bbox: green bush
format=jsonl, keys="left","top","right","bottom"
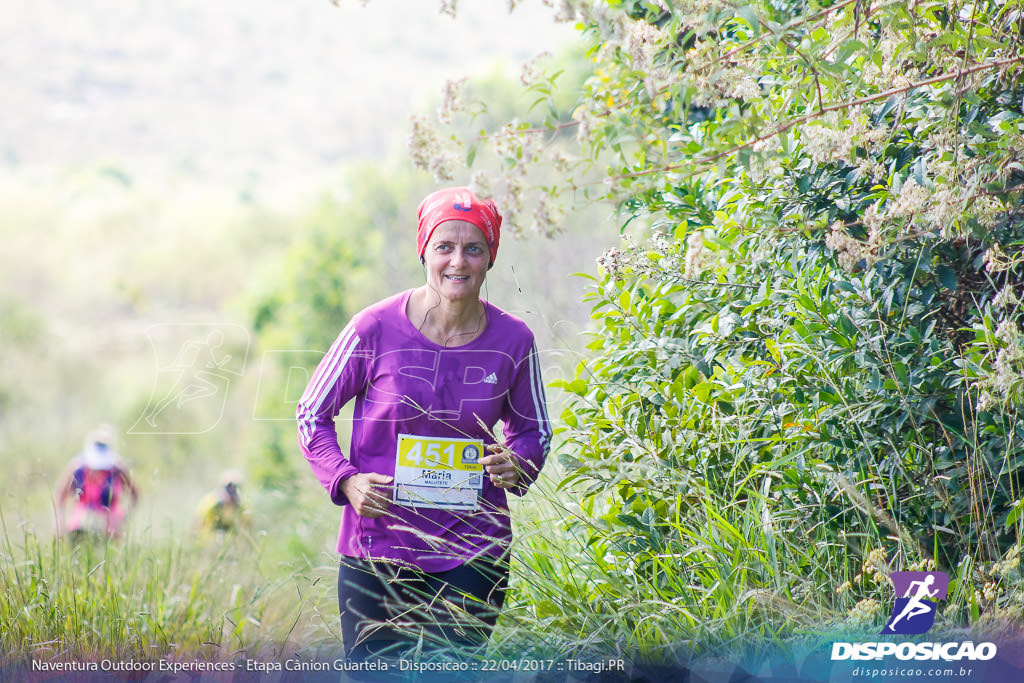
{"left": 421, "top": 0, "right": 1024, "bottom": 650}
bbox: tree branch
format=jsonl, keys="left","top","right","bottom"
{"left": 604, "top": 55, "right": 1024, "bottom": 186}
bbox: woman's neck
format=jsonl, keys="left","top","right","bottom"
{"left": 407, "top": 286, "right": 487, "bottom": 347}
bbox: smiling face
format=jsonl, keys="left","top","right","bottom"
{"left": 423, "top": 219, "right": 490, "bottom": 303}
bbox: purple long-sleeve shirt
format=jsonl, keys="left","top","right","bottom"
{"left": 297, "top": 289, "right": 551, "bottom": 571}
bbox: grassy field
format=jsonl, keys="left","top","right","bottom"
{"left": 0, "top": 469, "right": 596, "bottom": 666}
{"left": 0, "top": 492, "right": 338, "bottom": 663}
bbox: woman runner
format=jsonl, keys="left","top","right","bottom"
{"left": 297, "top": 187, "right": 550, "bottom": 661}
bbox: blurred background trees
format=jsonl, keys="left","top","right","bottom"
{"left": 0, "top": 1, "right": 593, "bottom": 532}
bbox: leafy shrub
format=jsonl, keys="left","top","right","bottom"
{"left": 418, "top": 0, "right": 1024, "bottom": 646}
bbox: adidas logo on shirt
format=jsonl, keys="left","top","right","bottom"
{"left": 483, "top": 372, "right": 498, "bottom": 384}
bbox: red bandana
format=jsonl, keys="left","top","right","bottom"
{"left": 416, "top": 187, "right": 502, "bottom": 268}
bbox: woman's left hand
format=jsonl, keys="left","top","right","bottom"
{"left": 480, "top": 444, "right": 520, "bottom": 489}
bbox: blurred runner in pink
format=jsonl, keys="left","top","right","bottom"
{"left": 56, "top": 424, "right": 138, "bottom": 540}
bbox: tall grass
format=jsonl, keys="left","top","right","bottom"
{"left": 0, "top": 510, "right": 341, "bottom": 665}
{"left": 496, "top": 460, "right": 1024, "bottom": 667}
{"left": 497, "top": 470, "right": 839, "bottom": 664}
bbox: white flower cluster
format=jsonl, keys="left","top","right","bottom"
{"left": 994, "top": 319, "right": 1024, "bottom": 400}
{"left": 992, "top": 285, "right": 1020, "bottom": 310}
{"left": 573, "top": 2, "right": 618, "bottom": 37}
{"left": 541, "top": 0, "right": 578, "bottom": 23}
{"left": 985, "top": 243, "right": 1024, "bottom": 274}
{"left": 824, "top": 220, "right": 881, "bottom": 272}
{"left": 863, "top": 34, "right": 909, "bottom": 89}
{"left": 860, "top": 162, "right": 1007, "bottom": 248}
{"left": 483, "top": 121, "right": 552, "bottom": 233}
{"left": 520, "top": 51, "right": 553, "bottom": 87}
{"left": 596, "top": 245, "right": 632, "bottom": 280}
{"left": 729, "top": 70, "right": 762, "bottom": 103}
{"left": 411, "top": 26, "right": 582, "bottom": 238}
{"left": 471, "top": 125, "right": 571, "bottom": 237}
{"left": 855, "top": 158, "right": 888, "bottom": 182}
{"left": 468, "top": 170, "right": 491, "bottom": 199}
{"left": 891, "top": 177, "right": 1004, "bottom": 239}
{"left": 801, "top": 125, "right": 850, "bottom": 165}
{"left": 684, "top": 230, "right": 716, "bottom": 279}
{"left": 888, "top": 179, "right": 930, "bottom": 219}
{"left": 847, "top": 598, "right": 882, "bottom": 625}
{"left": 746, "top": 135, "right": 786, "bottom": 183}
{"left": 407, "top": 113, "right": 440, "bottom": 172}
{"left": 623, "top": 17, "right": 670, "bottom": 73}
{"left": 976, "top": 316, "right": 1024, "bottom": 411}
{"left": 667, "top": 0, "right": 727, "bottom": 37}
{"left": 646, "top": 229, "right": 683, "bottom": 276}
{"left": 801, "top": 112, "right": 887, "bottom": 165}
{"left": 531, "top": 194, "right": 565, "bottom": 238}
{"left": 688, "top": 62, "right": 760, "bottom": 109}
{"left": 550, "top": 148, "right": 572, "bottom": 173}
{"left": 973, "top": 195, "right": 1005, "bottom": 229}
{"left": 406, "top": 114, "right": 460, "bottom": 182}
{"left": 927, "top": 154, "right": 957, "bottom": 182}
{"left": 499, "top": 173, "right": 527, "bottom": 236}
{"left": 927, "top": 186, "right": 964, "bottom": 238}
{"left": 617, "top": 16, "right": 675, "bottom": 100}
{"left": 493, "top": 121, "right": 534, "bottom": 164}
{"left": 596, "top": 232, "right": 694, "bottom": 283}
{"left": 572, "top": 105, "right": 599, "bottom": 146}
{"left": 437, "top": 78, "right": 467, "bottom": 125}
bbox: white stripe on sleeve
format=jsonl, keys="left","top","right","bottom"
{"left": 302, "top": 325, "right": 359, "bottom": 411}
{"left": 297, "top": 326, "right": 361, "bottom": 446}
{"left": 527, "top": 343, "right": 552, "bottom": 452}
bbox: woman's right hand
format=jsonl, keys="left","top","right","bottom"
{"left": 339, "top": 473, "right": 394, "bottom": 518}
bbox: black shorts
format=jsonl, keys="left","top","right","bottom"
{"left": 337, "top": 555, "right": 508, "bottom": 661}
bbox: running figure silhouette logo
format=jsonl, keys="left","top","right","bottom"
{"left": 882, "top": 571, "right": 949, "bottom": 635}
{"left": 130, "top": 324, "right": 249, "bottom": 434}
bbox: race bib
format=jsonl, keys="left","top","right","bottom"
{"left": 393, "top": 434, "right": 484, "bottom": 511}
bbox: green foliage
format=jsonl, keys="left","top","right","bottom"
{"left": 251, "top": 167, "right": 425, "bottom": 353}
{"left": 461, "top": 44, "right": 591, "bottom": 132}
{"left": 440, "top": 0, "right": 1024, "bottom": 653}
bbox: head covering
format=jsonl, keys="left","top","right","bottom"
{"left": 416, "top": 187, "right": 501, "bottom": 268}
{"left": 82, "top": 424, "right": 119, "bottom": 470}
{"left": 82, "top": 443, "right": 118, "bottom": 470}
